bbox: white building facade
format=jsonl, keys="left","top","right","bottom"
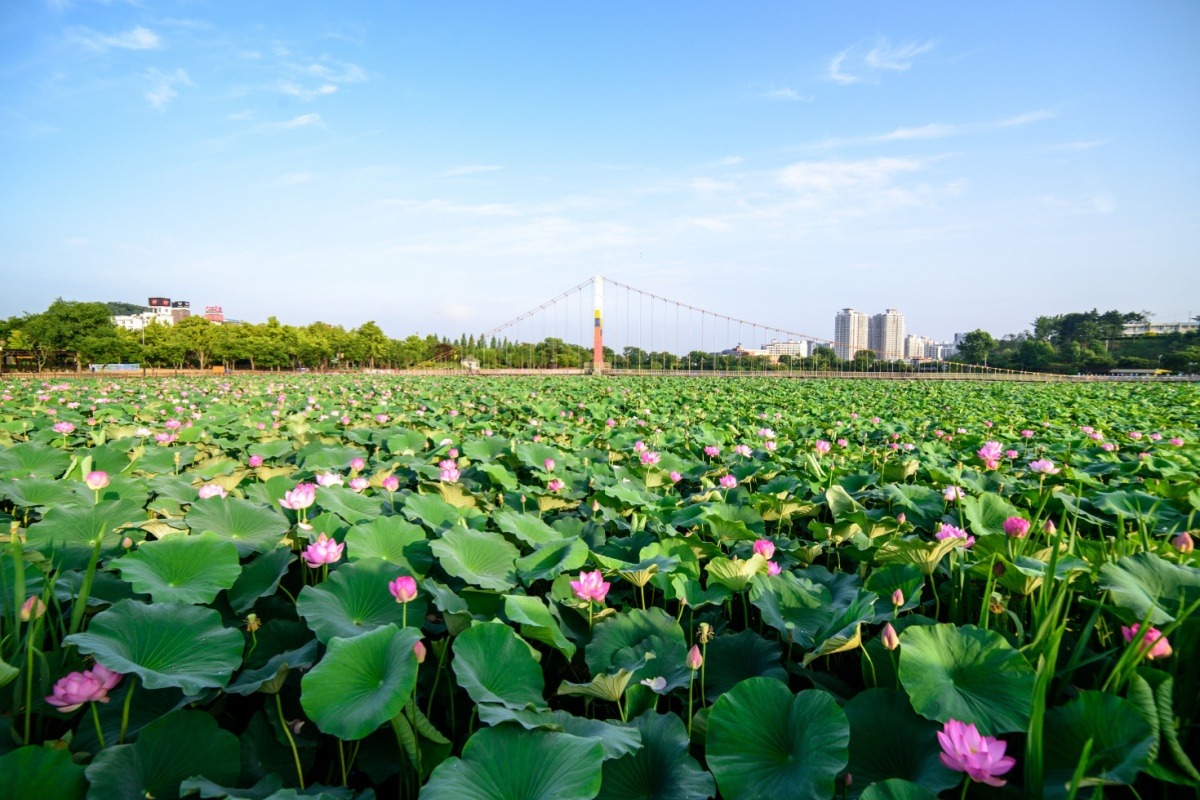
{"left": 834, "top": 309, "right": 870, "bottom": 360}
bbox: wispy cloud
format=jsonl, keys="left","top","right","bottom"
{"left": 760, "top": 86, "right": 811, "bottom": 102}
{"left": 827, "top": 37, "right": 936, "bottom": 84}
{"left": 280, "top": 82, "right": 338, "bottom": 99}
{"left": 273, "top": 113, "right": 324, "bottom": 130}
{"left": 779, "top": 157, "right": 923, "bottom": 192}
{"left": 145, "top": 67, "right": 193, "bottom": 109}
{"left": 809, "top": 110, "right": 1056, "bottom": 148}
{"left": 69, "top": 25, "right": 161, "bottom": 53}
{"left": 274, "top": 56, "right": 368, "bottom": 100}
{"left": 441, "top": 165, "right": 504, "bottom": 177}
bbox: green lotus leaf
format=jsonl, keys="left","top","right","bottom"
{"left": 702, "top": 630, "right": 787, "bottom": 702}
{"left": 517, "top": 537, "right": 589, "bottom": 584}
{"left": 64, "top": 599, "right": 244, "bottom": 693}
{"left": 0, "top": 442, "right": 71, "bottom": 479}
{"left": 111, "top": 532, "right": 241, "bottom": 604}
{"left": 0, "top": 476, "right": 81, "bottom": 510}
{"left": 494, "top": 508, "right": 564, "bottom": 547}
{"left": 300, "top": 624, "right": 422, "bottom": 740}
{"left": 898, "top": 623, "right": 1035, "bottom": 735}
{"left": 24, "top": 499, "right": 144, "bottom": 570}
{"left": 504, "top": 593, "right": 576, "bottom": 659}
{"left": 586, "top": 608, "right": 687, "bottom": 679}
{"left": 429, "top": 527, "right": 519, "bottom": 591}
{"left": 1098, "top": 551, "right": 1200, "bottom": 624}
{"left": 296, "top": 558, "right": 427, "bottom": 643}
{"left": 185, "top": 497, "right": 290, "bottom": 557}
{"left": 881, "top": 484, "right": 945, "bottom": 530}
{"left": 1042, "top": 691, "right": 1155, "bottom": 798}
{"left": 315, "top": 486, "right": 384, "bottom": 525}
{"left": 345, "top": 515, "right": 433, "bottom": 575}
{"left": 706, "top": 678, "right": 849, "bottom": 800}
{"left": 135, "top": 445, "right": 197, "bottom": 476}
{"left": 84, "top": 710, "right": 240, "bottom": 800}
{"left": 421, "top": 725, "right": 604, "bottom": 800}
{"left": 843, "top": 689, "right": 959, "bottom": 797}
{"left": 859, "top": 780, "right": 940, "bottom": 800}
{"left": 451, "top": 621, "right": 547, "bottom": 710}
{"left": 226, "top": 547, "right": 295, "bottom": 614}
{"left": 597, "top": 712, "right": 715, "bottom": 800}
{"left": 0, "top": 745, "right": 87, "bottom": 800}
{"left": 476, "top": 706, "right": 642, "bottom": 761}
{"left": 706, "top": 554, "right": 768, "bottom": 592}
{"left": 961, "top": 491, "right": 1025, "bottom": 537}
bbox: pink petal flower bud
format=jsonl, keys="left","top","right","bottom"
{"left": 686, "top": 644, "right": 703, "bottom": 671}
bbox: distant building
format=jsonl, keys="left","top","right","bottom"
{"left": 204, "top": 305, "right": 225, "bottom": 323}
{"left": 112, "top": 312, "right": 172, "bottom": 332}
{"left": 1122, "top": 321, "right": 1198, "bottom": 336}
{"left": 930, "top": 342, "right": 958, "bottom": 360}
{"left": 761, "top": 339, "right": 811, "bottom": 358}
{"left": 869, "top": 309, "right": 905, "bottom": 360}
{"left": 170, "top": 301, "right": 191, "bottom": 324}
{"left": 834, "top": 309, "right": 870, "bottom": 360}
{"left": 905, "top": 334, "right": 933, "bottom": 360}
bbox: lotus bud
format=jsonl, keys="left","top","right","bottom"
{"left": 20, "top": 595, "right": 46, "bottom": 622}
{"left": 881, "top": 623, "right": 900, "bottom": 651}
{"left": 686, "top": 644, "right": 703, "bottom": 671}
{"left": 413, "top": 640, "right": 427, "bottom": 664}
{"left": 896, "top": 512, "right": 906, "bottom": 526}
{"left": 1173, "top": 532, "right": 1194, "bottom": 554}
{"left": 121, "top": 536, "right": 133, "bottom": 549}
{"left": 891, "top": 589, "right": 904, "bottom": 607}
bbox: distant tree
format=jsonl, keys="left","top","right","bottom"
{"left": 20, "top": 299, "right": 120, "bottom": 372}
{"left": 956, "top": 330, "right": 998, "bottom": 366}
{"left": 174, "top": 316, "right": 217, "bottom": 370}
{"left": 105, "top": 301, "right": 148, "bottom": 316}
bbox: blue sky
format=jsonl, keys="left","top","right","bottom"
{"left": 1, "top": 1, "right": 1198, "bottom": 347}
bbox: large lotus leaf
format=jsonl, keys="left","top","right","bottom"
{"left": 1096, "top": 490, "right": 1182, "bottom": 528}
{"left": 514, "top": 442, "right": 563, "bottom": 471}
{"left": 185, "top": 497, "right": 289, "bottom": 557}
{"left": 859, "top": 780, "right": 940, "bottom": 800}
{"left": 111, "top": 532, "right": 241, "bottom": 604}
{"left": 226, "top": 547, "right": 295, "bottom": 614}
{"left": 898, "top": 624, "right": 1035, "bottom": 735}
{"left": 1098, "top": 551, "right": 1200, "bottom": 624}
{"left": 24, "top": 499, "right": 144, "bottom": 570}
{"left": 961, "top": 492, "right": 1025, "bottom": 537}
{"left": 463, "top": 435, "right": 511, "bottom": 462}
{"left": 403, "top": 493, "right": 465, "bottom": 532}
{"left": 706, "top": 678, "right": 849, "bottom": 800}
{"left": 476, "top": 706, "right": 642, "bottom": 761}
{"left": 226, "top": 636, "right": 319, "bottom": 696}
{"left": 0, "top": 477, "right": 81, "bottom": 510}
{"left": 703, "top": 630, "right": 787, "bottom": 702}
{"left": 587, "top": 608, "right": 687, "bottom": 678}
{"left": 84, "top": 710, "right": 239, "bottom": 800}
{"left": 843, "top": 689, "right": 959, "bottom": 798}
{"left": 748, "top": 572, "right": 835, "bottom": 648}
{"left": 300, "top": 624, "right": 422, "bottom": 740}
{"left": 63, "top": 599, "right": 244, "bottom": 693}
{"left": 864, "top": 563, "right": 925, "bottom": 615}
{"left": 315, "top": 486, "right": 384, "bottom": 525}
{"left": 881, "top": 484, "right": 945, "bottom": 530}
{"left": 517, "top": 537, "right": 589, "bottom": 584}
{"left": 345, "top": 516, "right": 433, "bottom": 575}
{"left": 429, "top": 527, "right": 519, "bottom": 590}
{"left": 296, "top": 558, "right": 427, "bottom": 643}
{"left": 300, "top": 444, "right": 366, "bottom": 472}
{"left": 421, "top": 725, "right": 604, "bottom": 800}
{"left": 135, "top": 445, "right": 197, "bottom": 476}
{"left": 0, "top": 442, "right": 71, "bottom": 479}
{"left": 386, "top": 429, "right": 428, "bottom": 455}
{"left": 597, "top": 711, "right": 715, "bottom": 800}
{"left": 494, "top": 509, "right": 563, "bottom": 547}
{"left": 504, "top": 594, "right": 576, "bottom": 659}
{"left": 0, "top": 745, "right": 87, "bottom": 800}
{"left": 1042, "top": 691, "right": 1155, "bottom": 798}
{"left": 451, "top": 621, "right": 547, "bottom": 710}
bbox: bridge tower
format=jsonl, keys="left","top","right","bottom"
{"left": 592, "top": 275, "right": 604, "bottom": 375}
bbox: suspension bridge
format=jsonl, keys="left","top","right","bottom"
{"left": 412, "top": 276, "right": 1073, "bottom": 382}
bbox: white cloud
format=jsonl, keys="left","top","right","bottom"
{"left": 827, "top": 38, "right": 936, "bottom": 84}
{"left": 760, "top": 86, "right": 810, "bottom": 102}
{"left": 144, "top": 68, "right": 193, "bottom": 109}
{"left": 441, "top": 165, "right": 504, "bottom": 177}
{"left": 280, "top": 82, "right": 338, "bottom": 99}
{"left": 275, "top": 113, "right": 323, "bottom": 130}
{"left": 810, "top": 110, "right": 1056, "bottom": 148}
{"left": 779, "top": 157, "right": 923, "bottom": 192}
{"left": 69, "top": 25, "right": 161, "bottom": 53}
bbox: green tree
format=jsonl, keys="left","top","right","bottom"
{"left": 956, "top": 330, "right": 997, "bottom": 366}
{"left": 174, "top": 316, "right": 217, "bottom": 369}
{"left": 20, "top": 299, "right": 120, "bottom": 372}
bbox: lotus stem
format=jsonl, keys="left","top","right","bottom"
{"left": 118, "top": 677, "right": 136, "bottom": 744}
{"left": 275, "top": 693, "right": 305, "bottom": 789}
{"left": 69, "top": 535, "right": 106, "bottom": 635}
{"left": 91, "top": 702, "right": 106, "bottom": 750}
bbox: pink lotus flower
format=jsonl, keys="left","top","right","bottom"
{"left": 936, "top": 524, "right": 975, "bottom": 549}
{"left": 938, "top": 720, "right": 1015, "bottom": 787}
{"left": 248, "top": 455, "right": 264, "bottom": 468}
{"left": 350, "top": 457, "right": 366, "bottom": 471}
{"left": 753, "top": 539, "right": 775, "bottom": 560}
{"left": 570, "top": 570, "right": 610, "bottom": 603}
{"left": 53, "top": 421, "right": 76, "bottom": 434}
{"left": 1029, "top": 459, "right": 1060, "bottom": 475}
{"left": 46, "top": 665, "right": 123, "bottom": 713}
{"left": 280, "top": 483, "right": 316, "bottom": 510}
{"left": 1121, "top": 623, "right": 1172, "bottom": 659}
{"left": 544, "top": 458, "right": 556, "bottom": 471}
{"left": 1005, "top": 449, "right": 1019, "bottom": 459}
{"left": 766, "top": 561, "right": 782, "bottom": 576}
{"left": 1170, "top": 437, "right": 1184, "bottom": 446}
{"left": 1173, "top": 532, "right": 1194, "bottom": 553}
{"left": 302, "top": 532, "right": 344, "bottom": 568}
{"left": 85, "top": 471, "right": 109, "bottom": 491}
{"left": 1128, "top": 431, "right": 1143, "bottom": 440}
{"left": 640, "top": 676, "right": 668, "bottom": 693}
{"left": 1020, "top": 429, "right": 1034, "bottom": 438}
{"left": 154, "top": 432, "right": 177, "bottom": 445}
{"left": 891, "top": 589, "right": 904, "bottom": 607}
{"left": 633, "top": 441, "right": 647, "bottom": 453}
{"left": 686, "top": 645, "right": 703, "bottom": 671}
{"left": 881, "top": 623, "right": 900, "bottom": 651}
{"left": 349, "top": 477, "right": 369, "bottom": 492}
{"left": 413, "top": 640, "right": 427, "bottom": 664}
{"left": 896, "top": 513, "right": 906, "bottom": 525}
{"left": 734, "top": 444, "right": 752, "bottom": 457}
{"left": 438, "top": 460, "right": 460, "bottom": 483}
{"left": 198, "top": 483, "right": 228, "bottom": 500}
{"left": 669, "top": 471, "right": 682, "bottom": 483}
{"left": 639, "top": 450, "right": 660, "bottom": 465}
{"left": 943, "top": 486, "right": 964, "bottom": 502}
{"left": 704, "top": 445, "right": 720, "bottom": 457}
{"left": 814, "top": 440, "right": 832, "bottom": 455}
{"left": 719, "top": 474, "right": 738, "bottom": 490}
{"left": 606, "top": 418, "right": 616, "bottom": 428}
{"left": 1003, "top": 517, "right": 1031, "bottom": 538}
{"left": 375, "top": 414, "right": 388, "bottom": 423}
{"left": 1044, "top": 519, "right": 1057, "bottom": 534}
{"left": 389, "top": 576, "right": 418, "bottom": 603}
{"left": 547, "top": 478, "right": 565, "bottom": 493}
{"left": 20, "top": 595, "right": 46, "bottom": 621}
{"left": 382, "top": 475, "right": 400, "bottom": 492}
{"left": 977, "top": 441, "right": 1003, "bottom": 466}
{"left": 315, "top": 472, "right": 344, "bottom": 487}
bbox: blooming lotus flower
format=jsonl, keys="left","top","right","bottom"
{"left": 633, "top": 441, "right": 647, "bottom": 453}
{"left": 45, "top": 665, "right": 122, "bottom": 713}
{"left": 753, "top": 539, "right": 775, "bottom": 560}
{"left": 302, "top": 532, "right": 344, "bottom": 568}
{"left": 766, "top": 561, "right": 782, "bottom": 576}
{"left": 669, "top": 471, "right": 682, "bottom": 483}
{"left": 1020, "top": 429, "right": 1034, "bottom": 438}
{"left": 154, "top": 432, "right": 177, "bottom": 445}
{"left": 198, "top": 483, "right": 228, "bottom": 500}
{"left": 881, "top": 623, "right": 900, "bottom": 651}
{"left": 570, "top": 570, "right": 610, "bottom": 603}
{"left": 1003, "top": 517, "right": 1031, "bottom": 538}
{"left": 936, "top": 524, "right": 975, "bottom": 549}
{"left": 1005, "top": 449, "right": 1019, "bottom": 459}
{"left": 547, "top": 478, "right": 565, "bottom": 493}
{"left": 734, "top": 444, "right": 752, "bottom": 457}
{"left": 84, "top": 471, "right": 109, "bottom": 490}
{"left": 389, "top": 575, "right": 418, "bottom": 603}
{"left": 248, "top": 455, "right": 264, "bottom": 468}
{"left": 1170, "top": 437, "right": 1184, "bottom": 446}
{"left": 1029, "top": 459, "right": 1060, "bottom": 475}
{"left": 938, "top": 720, "right": 1015, "bottom": 786}
{"left": 382, "top": 475, "right": 400, "bottom": 492}
{"left": 53, "top": 421, "right": 76, "bottom": 434}
{"left": 280, "top": 483, "right": 316, "bottom": 510}
{"left": 438, "top": 460, "right": 461, "bottom": 483}
{"left": 1121, "top": 623, "right": 1172, "bottom": 659}
{"left": 977, "top": 441, "right": 1003, "bottom": 469}
{"left": 315, "top": 472, "right": 344, "bottom": 488}
{"left": 640, "top": 676, "right": 668, "bottom": 693}
{"left": 350, "top": 457, "right": 366, "bottom": 471}
{"left": 349, "top": 477, "right": 369, "bottom": 492}
{"left": 719, "top": 474, "right": 738, "bottom": 490}
{"left": 686, "top": 645, "right": 703, "bottom": 671}
{"left": 943, "top": 486, "right": 964, "bottom": 502}
{"left": 639, "top": 450, "right": 660, "bottom": 465}
{"left": 704, "top": 445, "right": 720, "bottom": 457}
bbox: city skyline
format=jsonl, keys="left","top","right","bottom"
{"left": 2, "top": 3, "right": 1198, "bottom": 342}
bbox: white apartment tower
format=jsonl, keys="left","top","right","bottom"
{"left": 834, "top": 309, "right": 870, "bottom": 360}
{"left": 869, "top": 309, "right": 906, "bottom": 360}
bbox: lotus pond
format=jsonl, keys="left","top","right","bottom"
{"left": 0, "top": 375, "right": 1198, "bottom": 800}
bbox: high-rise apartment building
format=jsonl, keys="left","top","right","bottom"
{"left": 834, "top": 308, "right": 870, "bottom": 360}
{"left": 869, "top": 309, "right": 906, "bottom": 360}
{"left": 905, "top": 334, "right": 933, "bottom": 360}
